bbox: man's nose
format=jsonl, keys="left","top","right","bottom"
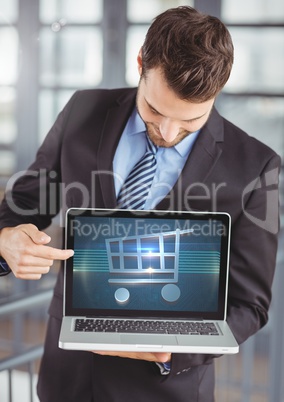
{"left": 159, "top": 118, "right": 179, "bottom": 142}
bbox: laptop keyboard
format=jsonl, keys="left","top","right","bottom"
{"left": 74, "top": 319, "right": 219, "bottom": 335}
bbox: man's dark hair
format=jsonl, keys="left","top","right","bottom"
{"left": 141, "top": 6, "right": 234, "bottom": 102}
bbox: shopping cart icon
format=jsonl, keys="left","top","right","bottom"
{"left": 105, "top": 228, "right": 194, "bottom": 304}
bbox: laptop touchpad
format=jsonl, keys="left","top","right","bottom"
{"left": 120, "top": 334, "right": 178, "bottom": 345}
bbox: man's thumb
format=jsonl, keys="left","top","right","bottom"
{"left": 22, "top": 224, "right": 51, "bottom": 245}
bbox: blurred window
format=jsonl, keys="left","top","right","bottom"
{"left": 39, "top": 27, "right": 102, "bottom": 88}
{"left": 216, "top": 96, "right": 284, "bottom": 159}
{"left": 218, "top": 0, "right": 284, "bottom": 160}
{"left": 38, "top": 0, "right": 103, "bottom": 143}
{"left": 126, "top": 0, "right": 194, "bottom": 87}
{"left": 39, "top": 0, "right": 102, "bottom": 23}
{"left": 127, "top": 0, "right": 193, "bottom": 23}
{"left": 222, "top": 0, "right": 284, "bottom": 23}
{"left": 225, "top": 28, "right": 284, "bottom": 94}
{"left": 0, "top": 87, "right": 16, "bottom": 145}
{"left": 0, "top": 0, "right": 18, "bottom": 22}
{"left": 126, "top": 26, "right": 148, "bottom": 87}
{"left": 0, "top": 1, "right": 18, "bottom": 177}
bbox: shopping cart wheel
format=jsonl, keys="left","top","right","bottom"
{"left": 161, "top": 284, "right": 181, "bottom": 303}
{"left": 114, "top": 287, "right": 130, "bottom": 305}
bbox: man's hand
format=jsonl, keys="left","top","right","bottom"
{"left": 0, "top": 224, "right": 74, "bottom": 280}
{"left": 92, "top": 351, "right": 172, "bottom": 363}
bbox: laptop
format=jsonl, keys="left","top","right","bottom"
{"left": 59, "top": 208, "right": 239, "bottom": 354}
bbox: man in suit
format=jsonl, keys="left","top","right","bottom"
{"left": 0, "top": 6, "right": 281, "bottom": 402}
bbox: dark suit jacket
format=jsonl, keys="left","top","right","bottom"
{"left": 0, "top": 88, "right": 281, "bottom": 402}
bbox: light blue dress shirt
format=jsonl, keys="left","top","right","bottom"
{"left": 113, "top": 107, "right": 200, "bottom": 209}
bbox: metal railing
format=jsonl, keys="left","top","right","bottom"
{"left": 0, "top": 289, "right": 53, "bottom": 402}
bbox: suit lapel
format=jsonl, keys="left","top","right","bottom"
{"left": 97, "top": 89, "right": 137, "bottom": 208}
{"left": 157, "top": 108, "right": 224, "bottom": 211}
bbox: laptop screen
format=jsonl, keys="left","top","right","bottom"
{"left": 65, "top": 209, "right": 231, "bottom": 320}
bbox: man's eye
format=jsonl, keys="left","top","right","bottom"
{"left": 150, "top": 108, "right": 159, "bottom": 115}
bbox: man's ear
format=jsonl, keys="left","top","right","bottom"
{"left": 137, "top": 47, "right": 143, "bottom": 76}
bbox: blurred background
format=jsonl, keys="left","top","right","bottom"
{"left": 0, "top": 0, "right": 283, "bottom": 401}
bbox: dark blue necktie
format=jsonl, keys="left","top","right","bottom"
{"left": 117, "top": 135, "right": 157, "bottom": 210}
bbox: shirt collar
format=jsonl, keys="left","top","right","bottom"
{"left": 126, "top": 107, "right": 146, "bottom": 136}
{"left": 127, "top": 107, "right": 200, "bottom": 158}
{"left": 174, "top": 129, "right": 200, "bottom": 157}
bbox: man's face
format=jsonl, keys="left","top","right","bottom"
{"left": 136, "top": 68, "right": 215, "bottom": 148}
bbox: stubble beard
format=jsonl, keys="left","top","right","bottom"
{"left": 145, "top": 122, "right": 192, "bottom": 148}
